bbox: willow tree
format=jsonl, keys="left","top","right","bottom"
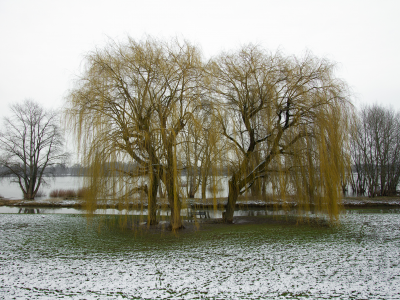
{"left": 66, "top": 37, "right": 203, "bottom": 229}
{"left": 180, "top": 113, "right": 207, "bottom": 199}
{"left": 207, "top": 46, "right": 351, "bottom": 223}
{"left": 180, "top": 110, "right": 228, "bottom": 200}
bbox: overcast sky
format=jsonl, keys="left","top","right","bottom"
{"left": 1, "top": 0, "right": 399, "bottom": 119}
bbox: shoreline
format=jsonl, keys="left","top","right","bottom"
{"left": 1, "top": 196, "right": 400, "bottom": 209}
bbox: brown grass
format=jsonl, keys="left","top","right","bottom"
{"left": 49, "top": 189, "right": 76, "bottom": 198}
{"left": 76, "top": 187, "right": 88, "bottom": 198}
{"left": 49, "top": 188, "right": 88, "bottom": 199}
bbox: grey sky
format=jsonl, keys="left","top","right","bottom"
{"left": 1, "top": 0, "right": 399, "bottom": 118}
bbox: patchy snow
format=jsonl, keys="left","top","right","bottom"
{"left": 1, "top": 211, "right": 400, "bottom": 299}
{"left": 342, "top": 198, "right": 400, "bottom": 206}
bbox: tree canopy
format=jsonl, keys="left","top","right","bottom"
{"left": 207, "top": 46, "right": 351, "bottom": 223}
{"left": 66, "top": 37, "right": 205, "bottom": 229}
{"left": 66, "top": 36, "right": 352, "bottom": 229}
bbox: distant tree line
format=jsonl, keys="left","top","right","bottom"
{"left": 349, "top": 104, "right": 400, "bottom": 197}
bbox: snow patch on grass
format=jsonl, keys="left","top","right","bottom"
{"left": 0, "top": 211, "right": 400, "bottom": 299}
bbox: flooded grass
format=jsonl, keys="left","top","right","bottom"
{"left": 1, "top": 210, "right": 400, "bottom": 299}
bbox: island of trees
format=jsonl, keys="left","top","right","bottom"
{"left": 2, "top": 36, "right": 399, "bottom": 231}
{"left": 64, "top": 36, "right": 351, "bottom": 230}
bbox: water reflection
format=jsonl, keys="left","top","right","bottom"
{"left": 18, "top": 208, "right": 40, "bottom": 214}
{"left": 2, "top": 206, "right": 398, "bottom": 217}
{"left": 2, "top": 206, "right": 295, "bottom": 217}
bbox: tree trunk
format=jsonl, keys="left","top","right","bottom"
{"left": 23, "top": 180, "right": 36, "bottom": 200}
{"left": 250, "top": 153, "right": 261, "bottom": 197}
{"left": 223, "top": 152, "right": 254, "bottom": 223}
{"left": 188, "top": 170, "right": 196, "bottom": 198}
{"left": 166, "top": 169, "right": 183, "bottom": 229}
{"left": 165, "top": 152, "right": 183, "bottom": 230}
{"left": 223, "top": 177, "right": 239, "bottom": 223}
{"left": 201, "top": 175, "right": 207, "bottom": 199}
{"left": 169, "top": 199, "right": 183, "bottom": 230}
{"left": 147, "top": 171, "right": 159, "bottom": 226}
{"left": 261, "top": 177, "right": 267, "bottom": 198}
{"left": 167, "top": 184, "right": 183, "bottom": 230}
{"left": 23, "top": 192, "right": 35, "bottom": 200}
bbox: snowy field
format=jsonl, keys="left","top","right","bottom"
{"left": 1, "top": 209, "right": 400, "bottom": 299}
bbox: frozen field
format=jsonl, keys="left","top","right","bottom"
{"left": 1, "top": 209, "right": 400, "bottom": 299}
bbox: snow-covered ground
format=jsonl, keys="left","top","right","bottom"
{"left": 1, "top": 210, "right": 400, "bottom": 299}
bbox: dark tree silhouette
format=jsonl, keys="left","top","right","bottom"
{"left": 0, "top": 100, "right": 68, "bottom": 199}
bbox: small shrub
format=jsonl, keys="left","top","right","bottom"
{"left": 49, "top": 189, "right": 77, "bottom": 198}
{"left": 49, "top": 190, "right": 59, "bottom": 198}
{"left": 59, "top": 189, "right": 76, "bottom": 198}
{"left": 76, "top": 187, "right": 88, "bottom": 198}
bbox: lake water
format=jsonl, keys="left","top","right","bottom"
{"left": 0, "top": 176, "right": 229, "bottom": 200}
{"left": 0, "top": 177, "right": 84, "bottom": 200}
{"left": 0, "top": 209, "right": 399, "bottom": 299}
{"left": 0, "top": 205, "right": 290, "bottom": 219}
{"left": 2, "top": 174, "right": 389, "bottom": 201}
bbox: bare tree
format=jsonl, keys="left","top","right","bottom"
{"left": 350, "top": 105, "right": 400, "bottom": 197}
{"left": 0, "top": 100, "right": 68, "bottom": 199}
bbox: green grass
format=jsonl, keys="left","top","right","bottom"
{"left": 40, "top": 214, "right": 340, "bottom": 256}
{"left": 2, "top": 212, "right": 358, "bottom": 260}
